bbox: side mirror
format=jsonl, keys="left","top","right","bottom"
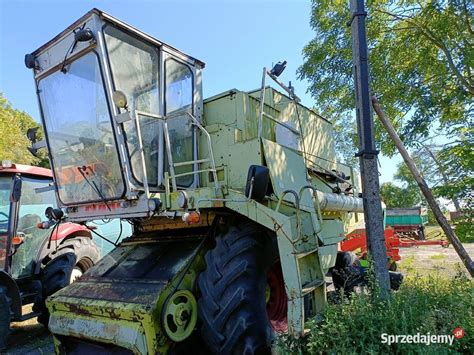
{"left": 45, "top": 207, "right": 64, "bottom": 222}
{"left": 24, "top": 53, "right": 37, "bottom": 69}
{"left": 27, "top": 127, "right": 46, "bottom": 158}
{"left": 245, "top": 165, "right": 270, "bottom": 200}
{"left": 11, "top": 176, "right": 22, "bottom": 202}
{"left": 27, "top": 127, "right": 39, "bottom": 143}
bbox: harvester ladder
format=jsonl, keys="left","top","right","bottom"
{"left": 258, "top": 69, "right": 328, "bottom": 337}
{"left": 274, "top": 191, "right": 326, "bottom": 337}
{"left": 264, "top": 140, "right": 326, "bottom": 337}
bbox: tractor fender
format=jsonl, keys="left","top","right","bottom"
{"left": 34, "top": 223, "right": 92, "bottom": 275}
{"left": 0, "top": 270, "right": 21, "bottom": 319}
{"left": 50, "top": 223, "right": 92, "bottom": 241}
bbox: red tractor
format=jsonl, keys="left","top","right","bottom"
{"left": 0, "top": 161, "right": 100, "bottom": 349}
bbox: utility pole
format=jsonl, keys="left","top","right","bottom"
{"left": 349, "top": 0, "right": 391, "bottom": 297}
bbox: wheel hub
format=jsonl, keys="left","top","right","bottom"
{"left": 162, "top": 290, "right": 197, "bottom": 342}
{"left": 70, "top": 267, "right": 83, "bottom": 283}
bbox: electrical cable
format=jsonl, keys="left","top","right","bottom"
{"left": 84, "top": 224, "right": 119, "bottom": 247}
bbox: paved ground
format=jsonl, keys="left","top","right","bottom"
{"left": 3, "top": 242, "right": 473, "bottom": 354}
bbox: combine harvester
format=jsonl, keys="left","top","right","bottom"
{"left": 24, "top": 9, "right": 400, "bottom": 353}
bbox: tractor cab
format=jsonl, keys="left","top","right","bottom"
{"left": 0, "top": 162, "right": 56, "bottom": 278}
{"left": 27, "top": 8, "right": 205, "bottom": 221}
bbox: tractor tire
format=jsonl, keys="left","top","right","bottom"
{"left": 0, "top": 286, "right": 11, "bottom": 350}
{"left": 52, "top": 237, "right": 100, "bottom": 282}
{"left": 197, "top": 221, "right": 273, "bottom": 354}
{"left": 35, "top": 237, "right": 100, "bottom": 326}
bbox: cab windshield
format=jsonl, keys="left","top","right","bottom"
{"left": 38, "top": 52, "right": 125, "bottom": 205}
{"left": 0, "top": 176, "right": 11, "bottom": 270}
{"left": 0, "top": 176, "right": 11, "bottom": 235}
{"left": 11, "top": 177, "right": 56, "bottom": 279}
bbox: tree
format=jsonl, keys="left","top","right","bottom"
{"left": 299, "top": 1, "right": 473, "bottom": 238}
{"left": 0, "top": 93, "right": 48, "bottom": 167}
{"left": 299, "top": 1, "right": 473, "bottom": 156}
{"left": 380, "top": 181, "right": 420, "bottom": 208}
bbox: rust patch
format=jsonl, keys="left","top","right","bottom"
{"left": 65, "top": 303, "right": 93, "bottom": 317}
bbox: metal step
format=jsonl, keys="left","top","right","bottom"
{"left": 18, "top": 311, "right": 41, "bottom": 322}
{"left": 301, "top": 279, "right": 325, "bottom": 297}
{"left": 20, "top": 291, "right": 39, "bottom": 299}
{"left": 295, "top": 247, "right": 318, "bottom": 259}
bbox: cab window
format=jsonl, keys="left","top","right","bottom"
{"left": 165, "top": 59, "right": 194, "bottom": 186}
{"left": 104, "top": 26, "right": 161, "bottom": 187}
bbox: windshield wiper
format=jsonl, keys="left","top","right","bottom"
{"left": 60, "top": 23, "right": 95, "bottom": 73}
{"left": 60, "top": 23, "right": 85, "bottom": 73}
{"left": 77, "top": 166, "right": 111, "bottom": 211}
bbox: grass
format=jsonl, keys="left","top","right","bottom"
{"left": 425, "top": 225, "right": 446, "bottom": 239}
{"left": 430, "top": 254, "right": 446, "bottom": 260}
{"left": 399, "top": 254, "right": 415, "bottom": 272}
{"left": 276, "top": 272, "right": 473, "bottom": 354}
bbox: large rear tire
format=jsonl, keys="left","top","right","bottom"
{"left": 0, "top": 286, "right": 10, "bottom": 350}
{"left": 35, "top": 237, "right": 99, "bottom": 325}
{"left": 197, "top": 221, "right": 273, "bottom": 354}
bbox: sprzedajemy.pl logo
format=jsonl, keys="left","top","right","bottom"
{"left": 381, "top": 328, "right": 465, "bottom": 346}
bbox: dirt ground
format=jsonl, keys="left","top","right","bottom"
{"left": 3, "top": 305, "right": 53, "bottom": 354}
{"left": 3, "top": 242, "right": 473, "bottom": 354}
{"left": 398, "top": 242, "right": 474, "bottom": 277}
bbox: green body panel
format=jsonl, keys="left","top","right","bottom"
{"left": 385, "top": 215, "right": 428, "bottom": 226}
{"left": 386, "top": 207, "right": 428, "bottom": 226}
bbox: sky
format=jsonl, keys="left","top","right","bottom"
{"left": 0, "top": 0, "right": 400, "bottom": 183}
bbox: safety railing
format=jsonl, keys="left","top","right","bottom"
{"left": 257, "top": 67, "right": 302, "bottom": 139}
{"left": 134, "top": 110, "right": 220, "bottom": 197}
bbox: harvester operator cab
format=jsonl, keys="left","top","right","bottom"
{"left": 26, "top": 9, "right": 204, "bottom": 221}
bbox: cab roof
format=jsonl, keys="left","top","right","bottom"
{"left": 0, "top": 164, "right": 52, "bottom": 179}
{"left": 31, "top": 8, "right": 205, "bottom": 68}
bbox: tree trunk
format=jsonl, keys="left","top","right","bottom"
{"left": 372, "top": 96, "right": 474, "bottom": 277}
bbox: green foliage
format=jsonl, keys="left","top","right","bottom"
{"left": 380, "top": 181, "right": 420, "bottom": 208}
{"left": 0, "top": 93, "right": 48, "bottom": 167}
{"left": 299, "top": 1, "right": 473, "bottom": 157}
{"left": 277, "top": 274, "right": 473, "bottom": 354}
{"left": 393, "top": 140, "right": 473, "bottom": 238}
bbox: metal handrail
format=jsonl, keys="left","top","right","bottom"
{"left": 133, "top": 111, "right": 151, "bottom": 197}
{"left": 257, "top": 67, "right": 302, "bottom": 140}
{"left": 134, "top": 110, "right": 220, "bottom": 196}
{"left": 275, "top": 189, "right": 303, "bottom": 243}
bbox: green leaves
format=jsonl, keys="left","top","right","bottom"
{"left": 299, "top": 0, "right": 473, "bottom": 157}
{"left": 380, "top": 181, "right": 421, "bottom": 208}
{"left": 277, "top": 274, "right": 474, "bottom": 354}
{"left": 0, "top": 93, "right": 48, "bottom": 167}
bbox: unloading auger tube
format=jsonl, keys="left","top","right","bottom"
{"left": 316, "top": 191, "right": 364, "bottom": 212}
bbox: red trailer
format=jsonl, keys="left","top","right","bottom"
{"left": 340, "top": 226, "right": 449, "bottom": 271}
